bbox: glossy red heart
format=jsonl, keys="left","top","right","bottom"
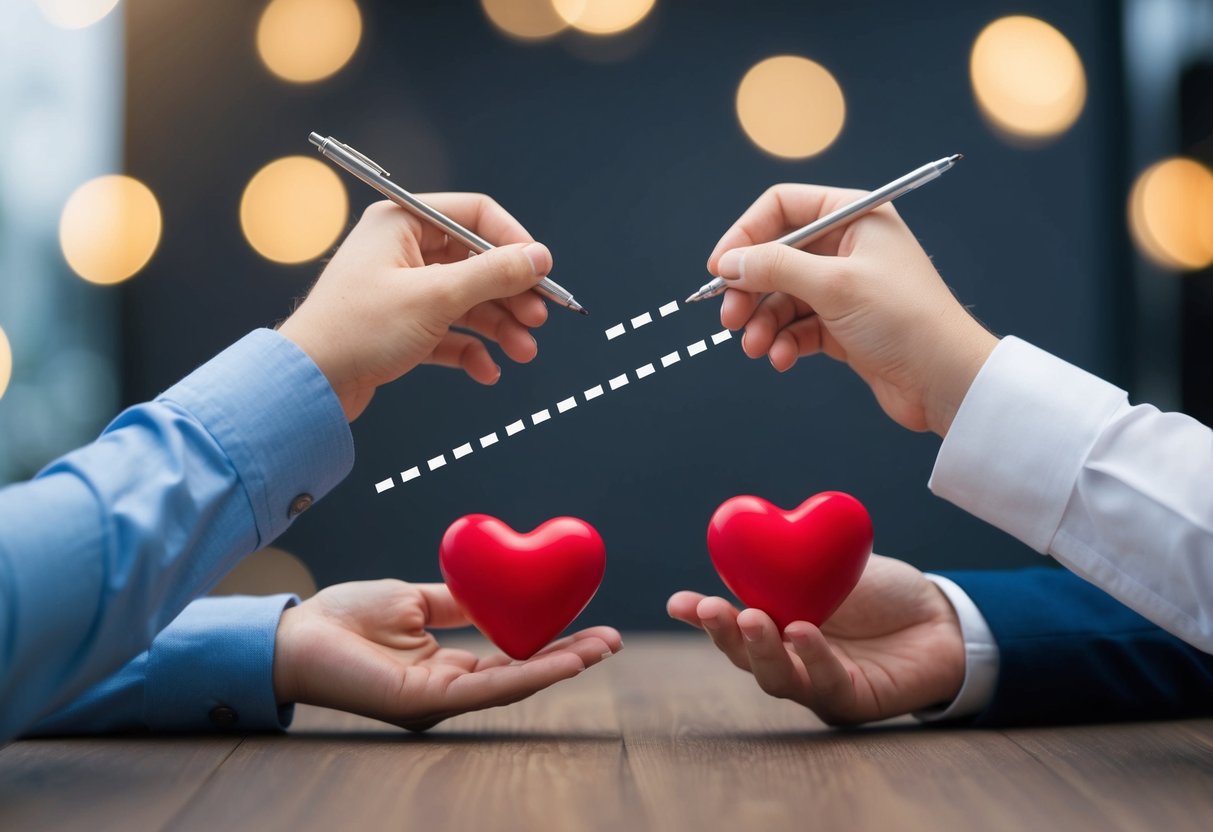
{"left": 707, "top": 492, "right": 873, "bottom": 631}
{"left": 439, "top": 514, "right": 606, "bottom": 660}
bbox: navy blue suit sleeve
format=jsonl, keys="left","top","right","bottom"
{"left": 941, "top": 568, "right": 1213, "bottom": 726}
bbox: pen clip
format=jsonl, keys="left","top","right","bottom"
{"left": 336, "top": 140, "right": 391, "bottom": 178}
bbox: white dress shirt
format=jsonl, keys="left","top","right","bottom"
{"left": 929, "top": 336, "right": 1213, "bottom": 653}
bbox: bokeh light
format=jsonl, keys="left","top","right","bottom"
{"left": 59, "top": 175, "right": 162, "bottom": 285}
{"left": 736, "top": 56, "right": 845, "bottom": 160}
{"left": 210, "top": 547, "right": 318, "bottom": 599}
{"left": 256, "top": 0, "right": 362, "bottom": 84}
{"left": 1128, "top": 157, "right": 1213, "bottom": 272}
{"left": 240, "top": 155, "right": 348, "bottom": 264}
{"left": 970, "top": 16, "right": 1086, "bottom": 141}
{"left": 0, "top": 325, "right": 11, "bottom": 403}
{"left": 36, "top": 0, "right": 121, "bottom": 29}
{"left": 481, "top": 0, "right": 568, "bottom": 41}
{"left": 551, "top": 0, "right": 656, "bottom": 35}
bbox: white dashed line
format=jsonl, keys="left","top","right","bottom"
{"left": 382, "top": 325, "right": 736, "bottom": 491}
{"left": 630, "top": 311, "right": 653, "bottom": 330}
{"left": 659, "top": 300, "right": 679, "bottom": 317}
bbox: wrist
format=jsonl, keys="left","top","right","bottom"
{"left": 923, "top": 317, "right": 998, "bottom": 438}
{"left": 272, "top": 604, "right": 304, "bottom": 705}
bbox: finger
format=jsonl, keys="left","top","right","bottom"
{"left": 741, "top": 292, "right": 801, "bottom": 358}
{"left": 785, "top": 622, "right": 860, "bottom": 724}
{"left": 696, "top": 596, "right": 752, "bottom": 672}
{"left": 421, "top": 241, "right": 551, "bottom": 317}
{"left": 414, "top": 584, "right": 473, "bottom": 629}
{"left": 766, "top": 317, "right": 817, "bottom": 371}
{"left": 425, "top": 332, "right": 500, "bottom": 384}
{"left": 715, "top": 242, "right": 852, "bottom": 317}
{"left": 442, "top": 651, "right": 585, "bottom": 712}
{"left": 502, "top": 290, "right": 548, "bottom": 329}
{"left": 737, "top": 608, "right": 803, "bottom": 701}
{"left": 707, "top": 184, "right": 867, "bottom": 271}
{"left": 455, "top": 301, "right": 539, "bottom": 363}
{"left": 667, "top": 590, "right": 710, "bottom": 629}
{"left": 416, "top": 192, "right": 534, "bottom": 252}
{"left": 720, "top": 288, "right": 762, "bottom": 332}
{"left": 532, "top": 626, "right": 624, "bottom": 657}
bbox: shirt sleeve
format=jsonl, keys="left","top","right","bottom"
{"left": 0, "top": 329, "right": 354, "bottom": 742}
{"left": 929, "top": 336, "right": 1213, "bottom": 652}
{"left": 27, "top": 594, "right": 299, "bottom": 736}
{"left": 915, "top": 574, "right": 1000, "bottom": 722}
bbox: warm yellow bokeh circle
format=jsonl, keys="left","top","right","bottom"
{"left": 1128, "top": 157, "right": 1213, "bottom": 272}
{"left": 257, "top": 0, "right": 362, "bottom": 83}
{"left": 240, "top": 156, "right": 348, "bottom": 264}
{"left": 59, "top": 175, "right": 163, "bottom": 285}
{"left": 736, "top": 55, "right": 846, "bottom": 159}
{"left": 36, "top": 0, "right": 121, "bottom": 29}
{"left": 481, "top": 0, "right": 569, "bottom": 40}
{"left": 970, "top": 15, "right": 1086, "bottom": 140}
{"left": 551, "top": 0, "right": 656, "bottom": 35}
{"left": 0, "top": 325, "right": 11, "bottom": 403}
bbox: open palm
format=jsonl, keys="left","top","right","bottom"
{"left": 668, "top": 555, "right": 964, "bottom": 724}
{"left": 273, "top": 579, "right": 621, "bottom": 732}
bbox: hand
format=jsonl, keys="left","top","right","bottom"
{"left": 667, "top": 555, "right": 965, "bottom": 725}
{"left": 708, "top": 185, "right": 999, "bottom": 435}
{"left": 272, "top": 579, "right": 622, "bottom": 731}
{"left": 278, "top": 194, "right": 554, "bottom": 421}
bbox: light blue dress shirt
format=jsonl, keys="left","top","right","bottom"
{"left": 0, "top": 329, "right": 353, "bottom": 742}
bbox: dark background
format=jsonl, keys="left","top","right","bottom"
{"left": 121, "top": 0, "right": 1150, "bottom": 628}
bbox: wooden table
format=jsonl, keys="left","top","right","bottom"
{"left": 2, "top": 634, "right": 1212, "bottom": 831}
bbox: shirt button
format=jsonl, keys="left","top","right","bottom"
{"left": 288, "top": 493, "right": 314, "bottom": 518}
{"left": 209, "top": 705, "right": 238, "bottom": 728}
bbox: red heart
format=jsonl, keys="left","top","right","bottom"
{"left": 439, "top": 515, "right": 606, "bottom": 660}
{"left": 707, "top": 492, "right": 873, "bottom": 631}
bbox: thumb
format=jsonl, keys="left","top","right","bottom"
{"left": 716, "top": 242, "right": 851, "bottom": 316}
{"left": 427, "top": 242, "right": 551, "bottom": 314}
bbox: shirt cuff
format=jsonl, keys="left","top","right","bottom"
{"left": 928, "top": 336, "right": 1126, "bottom": 554}
{"left": 915, "top": 574, "right": 1000, "bottom": 722}
{"left": 158, "top": 328, "right": 354, "bottom": 545}
{"left": 145, "top": 594, "right": 298, "bottom": 732}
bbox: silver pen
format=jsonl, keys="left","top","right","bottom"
{"left": 309, "top": 133, "right": 587, "bottom": 316}
{"left": 686, "top": 154, "right": 963, "bottom": 303}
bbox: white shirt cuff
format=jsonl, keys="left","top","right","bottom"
{"left": 915, "top": 574, "right": 1000, "bottom": 722}
{"left": 928, "top": 336, "right": 1126, "bottom": 554}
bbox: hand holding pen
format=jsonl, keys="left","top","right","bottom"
{"left": 701, "top": 161, "right": 996, "bottom": 438}
{"left": 310, "top": 134, "right": 587, "bottom": 316}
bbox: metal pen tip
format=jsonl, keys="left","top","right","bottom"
{"left": 308, "top": 132, "right": 325, "bottom": 148}
{"left": 685, "top": 292, "right": 701, "bottom": 303}
{"left": 567, "top": 299, "right": 588, "bottom": 315}
{"left": 949, "top": 153, "right": 964, "bottom": 163}
{"left": 577, "top": 307, "right": 589, "bottom": 316}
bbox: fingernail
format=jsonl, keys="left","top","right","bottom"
{"left": 717, "top": 249, "right": 746, "bottom": 280}
{"left": 522, "top": 242, "right": 551, "bottom": 276}
{"left": 740, "top": 623, "right": 762, "bottom": 643}
{"left": 492, "top": 365, "right": 502, "bottom": 383}
{"left": 601, "top": 651, "right": 613, "bottom": 661}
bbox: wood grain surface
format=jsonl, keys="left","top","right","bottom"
{"left": 2, "top": 634, "right": 1211, "bottom": 832}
